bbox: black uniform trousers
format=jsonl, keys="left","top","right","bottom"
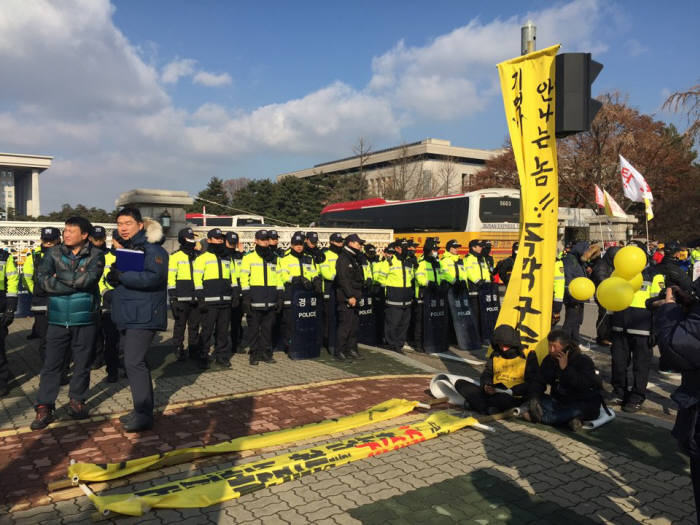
{"left": 230, "top": 305, "right": 242, "bottom": 354}
{"left": 33, "top": 312, "right": 49, "bottom": 363}
{"left": 121, "top": 328, "right": 155, "bottom": 424}
{"left": 198, "top": 305, "right": 231, "bottom": 362}
{"left": 595, "top": 304, "right": 611, "bottom": 343}
{"left": 610, "top": 331, "right": 652, "bottom": 404}
{"left": 562, "top": 303, "right": 584, "bottom": 344}
{"left": 384, "top": 305, "right": 411, "bottom": 351}
{"left": 412, "top": 302, "right": 424, "bottom": 349}
{"left": 336, "top": 304, "right": 359, "bottom": 356}
{"left": 0, "top": 326, "right": 10, "bottom": 392}
{"left": 455, "top": 380, "right": 521, "bottom": 414}
{"left": 36, "top": 324, "right": 97, "bottom": 407}
{"left": 247, "top": 308, "right": 277, "bottom": 362}
{"left": 468, "top": 294, "right": 482, "bottom": 340}
{"left": 101, "top": 312, "right": 120, "bottom": 377}
{"left": 172, "top": 300, "right": 201, "bottom": 353}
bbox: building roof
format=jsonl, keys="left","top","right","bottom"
{"left": 277, "top": 138, "right": 502, "bottom": 180}
{"left": 0, "top": 153, "right": 53, "bottom": 171}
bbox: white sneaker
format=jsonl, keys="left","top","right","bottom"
{"left": 658, "top": 370, "right": 682, "bottom": 379}
{"left": 402, "top": 343, "right": 414, "bottom": 351}
{"left": 579, "top": 344, "right": 592, "bottom": 352}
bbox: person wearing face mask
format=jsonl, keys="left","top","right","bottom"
{"left": 97, "top": 230, "right": 123, "bottom": 383}
{"left": 377, "top": 239, "right": 415, "bottom": 353}
{"left": 225, "top": 231, "right": 244, "bottom": 355}
{"left": 279, "top": 231, "right": 321, "bottom": 356}
{"left": 105, "top": 208, "right": 168, "bottom": 432}
{"left": 168, "top": 227, "right": 201, "bottom": 362}
{"left": 465, "top": 239, "right": 492, "bottom": 341}
{"left": 364, "top": 244, "right": 385, "bottom": 345}
{"left": 413, "top": 239, "right": 448, "bottom": 353}
{"left": 335, "top": 234, "right": 366, "bottom": 361}
{"left": 268, "top": 230, "right": 285, "bottom": 258}
{"left": 320, "top": 233, "right": 344, "bottom": 355}
{"left": 240, "top": 230, "right": 284, "bottom": 365}
{"left": 481, "top": 241, "right": 496, "bottom": 279}
{"left": 193, "top": 228, "right": 234, "bottom": 370}
{"left": 22, "top": 227, "right": 61, "bottom": 365}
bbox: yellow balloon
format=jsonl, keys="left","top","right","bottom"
{"left": 569, "top": 277, "right": 595, "bottom": 301}
{"left": 596, "top": 277, "right": 635, "bottom": 312}
{"left": 613, "top": 246, "right": 647, "bottom": 279}
{"left": 611, "top": 270, "right": 643, "bottom": 292}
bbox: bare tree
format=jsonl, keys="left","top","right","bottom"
{"left": 379, "top": 143, "right": 423, "bottom": 200}
{"left": 435, "top": 156, "right": 458, "bottom": 196}
{"left": 222, "top": 177, "right": 252, "bottom": 200}
{"left": 663, "top": 82, "right": 700, "bottom": 144}
{"left": 352, "top": 137, "right": 373, "bottom": 200}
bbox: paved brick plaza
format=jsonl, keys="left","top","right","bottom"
{"left": 0, "top": 303, "right": 694, "bottom": 524}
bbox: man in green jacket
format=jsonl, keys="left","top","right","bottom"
{"left": 31, "top": 217, "right": 105, "bottom": 430}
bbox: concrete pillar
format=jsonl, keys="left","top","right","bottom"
{"left": 30, "top": 169, "right": 40, "bottom": 217}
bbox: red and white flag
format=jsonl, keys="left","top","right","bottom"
{"left": 620, "top": 155, "right": 654, "bottom": 220}
{"left": 594, "top": 184, "right": 605, "bottom": 208}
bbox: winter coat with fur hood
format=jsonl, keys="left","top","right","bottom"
{"left": 111, "top": 219, "right": 169, "bottom": 331}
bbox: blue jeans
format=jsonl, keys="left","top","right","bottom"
{"left": 540, "top": 395, "right": 586, "bottom": 426}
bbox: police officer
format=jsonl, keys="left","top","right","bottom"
{"left": 556, "top": 242, "right": 589, "bottom": 345}
{"left": 320, "top": 233, "right": 344, "bottom": 354}
{"left": 268, "top": 230, "right": 285, "bottom": 258}
{"left": 225, "top": 231, "right": 244, "bottom": 355}
{"left": 378, "top": 239, "right": 414, "bottom": 353}
{"left": 240, "top": 230, "right": 284, "bottom": 365}
{"left": 89, "top": 226, "right": 109, "bottom": 370}
{"left": 0, "top": 244, "right": 19, "bottom": 397}
{"left": 107, "top": 208, "right": 168, "bottom": 432}
{"left": 279, "top": 231, "right": 320, "bottom": 354}
{"left": 481, "top": 241, "right": 496, "bottom": 278}
{"left": 414, "top": 238, "right": 448, "bottom": 352}
{"left": 465, "top": 239, "right": 491, "bottom": 338}
{"left": 194, "top": 228, "right": 234, "bottom": 369}
{"left": 336, "top": 234, "right": 366, "bottom": 360}
{"left": 98, "top": 231, "right": 122, "bottom": 383}
{"left": 610, "top": 249, "right": 665, "bottom": 412}
{"left": 23, "top": 227, "right": 61, "bottom": 364}
{"left": 495, "top": 242, "right": 518, "bottom": 287}
{"left": 365, "top": 243, "right": 385, "bottom": 344}
{"left": 168, "top": 227, "right": 200, "bottom": 362}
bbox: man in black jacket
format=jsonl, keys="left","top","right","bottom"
{"left": 528, "top": 329, "right": 603, "bottom": 431}
{"left": 335, "top": 234, "right": 365, "bottom": 361}
{"left": 557, "top": 242, "right": 589, "bottom": 345}
{"left": 657, "top": 241, "right": 694, "bottom": 293}
{"left": 494, "top": 242, "right": 518, "bottom": 287}
{"left": 652, "top": 281, "right": 700, "bottom": 522}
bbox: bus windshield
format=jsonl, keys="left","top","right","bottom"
{"left": 479, "top": 197, "right": 519, "bottom": 224}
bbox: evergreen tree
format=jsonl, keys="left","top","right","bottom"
{"left": 189, "top": 176, "right": 231, "bottom": 214}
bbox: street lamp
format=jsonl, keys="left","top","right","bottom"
{"left": 159, "top": 209, "right": 171, "bottom": 232}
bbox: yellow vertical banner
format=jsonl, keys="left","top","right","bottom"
{"left": 495, "top": 45, "right": 560, "bottom": 362}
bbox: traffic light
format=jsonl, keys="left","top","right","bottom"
{"left": 555, "top": 53, "right": 603, "bottom": 138}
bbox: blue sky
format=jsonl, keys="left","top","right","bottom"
{"left": 0, "top": 0, "right": 698, "bottom": 212}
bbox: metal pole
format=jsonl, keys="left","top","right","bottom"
{"left": 645, "top": 214, "right": 650, "bottom": 250}
{"left": 521, "top": 21, "right": 536, "bottom": 55}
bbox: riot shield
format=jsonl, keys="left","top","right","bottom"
{"left": 421, "top": 286, "right": 448, "bottom": 353}
{"left": 289, "top": 287, "right": 322, "bottom": 359}
{"left": 357, "top": 290, "right": 377, "bottom": 346}
{"left": 325, "top": 283, "right": 338, "bottom": 355}
{"left": 447, "top": 287, "right": 481, "bottom": 350}
{"left": 478, "top": 282, "right": 501, "bottom": 342}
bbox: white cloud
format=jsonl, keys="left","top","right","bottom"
{"left": 193, "top": 71, "right": 232, "bottom": 87}
{"left": 0, "top": 0, "right": 609, "bottom": 212}
{"left": 161, "top": 58, "right": 196, "bottom": 84}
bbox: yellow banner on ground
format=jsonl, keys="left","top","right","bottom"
{"left": 68, "top": 398, "right": 418, "bottom": 483}
{"left": 494, "top": 45, "right": 561, "bottom": 363}
{"left": 87, "top": 410, "right": 478, "bottom": 518}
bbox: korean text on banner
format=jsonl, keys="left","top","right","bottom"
{"left": 494, "top": 45, "right": 560, "bottom": 363}
{"left": 87, "top": 411, "right": 479, "bottom": 518}
{"left": 68, "top": 398, "right": 418, "bottom": 484}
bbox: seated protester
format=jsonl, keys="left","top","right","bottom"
{"left": 455, "top": 325, "right": 538, "bottom": 415}
{"left": 528, "top": 329, "right": 603, "bottom": 431}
